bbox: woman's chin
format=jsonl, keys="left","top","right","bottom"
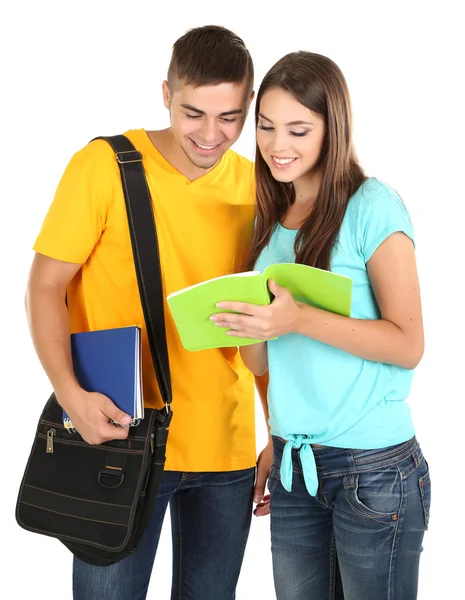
{"left": 270, "top": 169, "right": 295, "bottom": 184}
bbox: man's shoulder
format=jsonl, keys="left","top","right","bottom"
{"left": 68, "top": 134, "right": 122, "bottom": 174}
{"left": 71, "top": 129, "right": 145, "bottom": 167}
{"left": 225, "top": 148, "right": 254, "bottom": 171}
{"left": 222, "top": 150, "right": 254, "bottom": 193}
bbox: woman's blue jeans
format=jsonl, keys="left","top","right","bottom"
{"left": 269, "top": 436, "right": 431, "bottom": 600}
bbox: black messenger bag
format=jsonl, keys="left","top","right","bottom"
{"left": 16, "top": 135, "right": 173, "bottom": 566}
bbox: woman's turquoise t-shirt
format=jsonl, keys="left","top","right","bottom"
{"left": 255, "top": 178, "right": 416, "bottom": 496}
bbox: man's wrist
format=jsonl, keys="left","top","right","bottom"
{"left": 55, "top": 379, "right": 85, "bottom": 411}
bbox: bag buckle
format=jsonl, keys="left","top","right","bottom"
{"left": 116, "top": 150, "right": 143, "bottom": 164}
{"left": 98, "top": 468, "right": 125, "bottom": 489}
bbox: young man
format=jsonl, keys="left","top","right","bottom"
{"left": 26, "top": 25, "right": 271, "bottom": 599}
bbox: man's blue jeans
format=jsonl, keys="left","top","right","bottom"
{"left": 269, "top": 436, "right": 431, "bottom": 600}
{"left": 73, "top": 467, "right": 255, "bottom": 600}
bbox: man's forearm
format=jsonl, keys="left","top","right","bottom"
{"left": 26, "top": 285, "right": 81, "bottom": 407}
{"left": 239, "top": 343, "right": 268, "bottom": 376}
{"left": 254, "top": 371, "right": 271, "bottom": 440}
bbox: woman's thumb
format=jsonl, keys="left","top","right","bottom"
{"left": 268, "top": 278, "right": 283, "bottom": 295}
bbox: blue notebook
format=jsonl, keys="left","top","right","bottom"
{"left": 63, "top": 326, "right": 143, "bottom": 431}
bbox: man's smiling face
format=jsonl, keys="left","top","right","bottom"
{"left": 164, "top": 80, "right": 250, "bottom": 169}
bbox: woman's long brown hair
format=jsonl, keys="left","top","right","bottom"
{"left": 244, "top": 52, "right": 366, "bottom": 272}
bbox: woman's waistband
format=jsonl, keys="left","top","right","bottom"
{"left": 274, "top": 435, "right": 421, "bottom": 476}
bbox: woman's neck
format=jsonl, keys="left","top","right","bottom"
{"left": 292, "top": 169, "right": 321, "bottom": 207}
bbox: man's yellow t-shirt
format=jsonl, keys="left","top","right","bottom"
{"left": 33, "top": 129, "right": 256, "bottom": 472}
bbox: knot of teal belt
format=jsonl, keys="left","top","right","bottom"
{"left": 280, "top": 435, "right": 318, "bottom": 496}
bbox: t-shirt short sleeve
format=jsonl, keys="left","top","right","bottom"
{"left": 358, "top": 178, "right": 415, "bottom": 263}
{"left": 33, "top": 141, "right": 112, "bottom": 264}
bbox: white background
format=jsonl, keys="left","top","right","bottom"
{"left": 1, "top": 0, "right": 463, "bottom": 597}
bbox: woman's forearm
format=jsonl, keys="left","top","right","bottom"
{"left": 295, "top": 304, "right": 423, "bottom": 370}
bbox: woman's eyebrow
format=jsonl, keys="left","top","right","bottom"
{"left": 258, "top": 112, "right": 313, "bottom": 126}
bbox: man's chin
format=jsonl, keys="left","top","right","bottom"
{"left": 184, "top": 149, "right": 222, "bottom": 170}
{"left": 194, "top": 160, "right": 218, "bottom": 170}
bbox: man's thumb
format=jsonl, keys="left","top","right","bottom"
{"left": 102, "top": 396, "right": 132, "bottom": 426}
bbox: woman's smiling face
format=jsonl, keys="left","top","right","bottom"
{"left": 256, "top": 87, "right": 325, "bottom": 185}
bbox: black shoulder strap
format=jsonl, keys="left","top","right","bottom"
{"left": 91, "top": 135, "right": 172, "bottom": 409}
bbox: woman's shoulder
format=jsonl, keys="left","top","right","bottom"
{"left": 343, "top": 177, "right": 413, "bottom": 256}
{"left": 351, "top": 177, "right": 401, "bottom": 204}
{"left": 346, "top": 177, "right": 405, "bottom": 218}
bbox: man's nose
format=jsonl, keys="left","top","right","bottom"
{"left": 199, "top": 119, "right": 221, "bottom": 143}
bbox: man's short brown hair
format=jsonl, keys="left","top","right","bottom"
{"left": 167, "top": 25, "right": 254, "bottom": 98}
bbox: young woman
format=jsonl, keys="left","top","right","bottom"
{"left": 211, "top": 52, "right": 431, "bottom": 600}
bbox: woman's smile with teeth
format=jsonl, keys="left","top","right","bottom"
{"left": 271, "top": 156, "right": 298, "bottom": 167}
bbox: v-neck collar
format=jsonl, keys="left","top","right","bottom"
{"left": 140, "top": 129, "right": 227, "bottom": 187}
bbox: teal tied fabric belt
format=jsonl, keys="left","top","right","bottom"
{"left": 280, "top": 435, "right": 318, "bottom": 496}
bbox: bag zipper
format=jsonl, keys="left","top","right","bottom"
{"left": 46, "top": 428, "right": 56, "bottom": 453}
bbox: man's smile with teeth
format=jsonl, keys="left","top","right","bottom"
{"left": 194, "top": 141, "right": 220, "bottom": 149}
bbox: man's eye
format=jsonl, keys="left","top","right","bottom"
{"left": 186, "top": 114, "right": 201, "bottom": 119}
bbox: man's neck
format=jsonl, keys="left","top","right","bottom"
{"left": 146, "top": 129, "right": 218, "bottom": 181}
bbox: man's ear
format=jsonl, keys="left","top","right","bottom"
{"left": 243, "top": 90, "right": 255, "bottom": 117}
{"left": 162, "top": 80, "right": 171, "bottom": 109}
{"left": 248, "top": 90, "right": 255, "bottom": 109}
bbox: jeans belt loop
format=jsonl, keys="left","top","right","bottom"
{"left": 343, "top": 473, "right": 356, "bottom": 489}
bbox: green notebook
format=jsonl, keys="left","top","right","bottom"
{"left": 167, "top": 263, "right": 352, "bottom": 352}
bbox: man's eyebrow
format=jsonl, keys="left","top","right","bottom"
{"left": 258, "top": 112, "right": 314, "bottom": 126}
{"left": 181, "top": 104, "right": 243, "bottom": 117}
{"left": 181, "top": 104, "right": 205, "bottom": 115}
{"left": 219, "top": 109, "right": 243, "bottom": 116}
